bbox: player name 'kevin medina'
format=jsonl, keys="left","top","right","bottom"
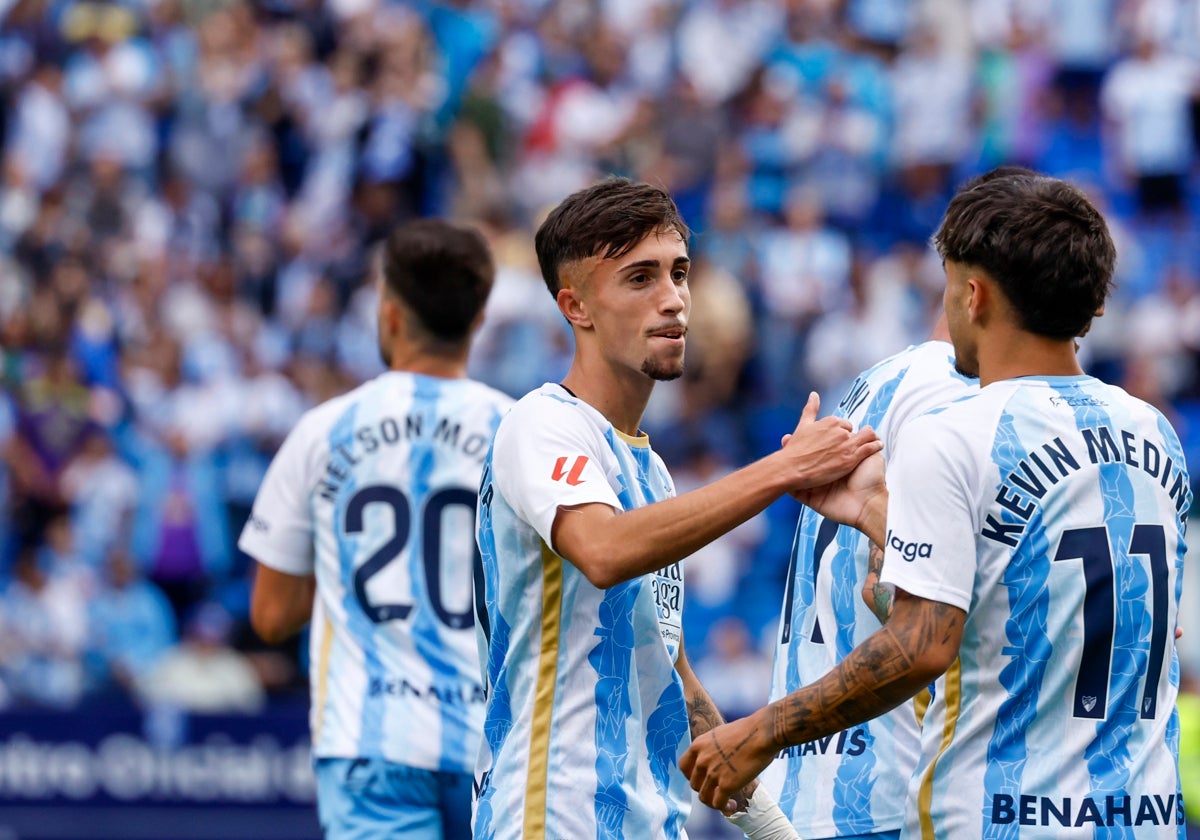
{"left": 981, "top": 423, "right": 1189, "bottom": 547}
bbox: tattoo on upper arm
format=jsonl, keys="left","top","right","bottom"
{"left": 866, "top": 541, "right": 893, "bottom": 623}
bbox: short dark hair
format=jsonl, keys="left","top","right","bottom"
{"left": 933, "top": 168, "right": 1115, "bottom": 340}
{"left": 534, "top": 177, "right": 690, "bottom": 296}
{"left": 381, "top": 218, "right": 494, "bottom": 346}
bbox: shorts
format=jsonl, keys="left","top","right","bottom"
{"left": 315, "top": 757, "right": 473, "bottom": 840}
{"left": 817, "top": 832, "right": 901, "bottom": 840}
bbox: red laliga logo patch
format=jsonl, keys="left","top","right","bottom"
{"left": 551, "top": 455, "right": 588, "bottom": 485}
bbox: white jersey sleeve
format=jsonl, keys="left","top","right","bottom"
{"left": 881, "top": 413, "right": 980, "bottom": 611}
{"left": 238, "top": 417, "right": 321, "bottom": 577}
{"left": 491, "top": 400, "right": 623, "bottom": 550}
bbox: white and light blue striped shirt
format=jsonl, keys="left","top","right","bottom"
{"left": 474, "top": 383, "right": 691, "bottom": 840}
{"left": 762, "top": 340, "right": 976, "bottom": 837}
{"left": 883, "top": 374, "right": 1190, "bottom": 838}
{"left": 239, "top": 371, "right": 512, "bottom": 772}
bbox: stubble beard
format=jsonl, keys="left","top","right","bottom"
{"left": 641, "top": 356, "right": 685, "bottom": 381}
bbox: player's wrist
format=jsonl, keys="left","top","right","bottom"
{"left": 857, "top": 489, "right": 889, "bottom": 546}
{"left": 724, "top": 784, "right": 801, "bottom": 840}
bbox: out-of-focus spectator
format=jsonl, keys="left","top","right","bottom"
{"left": 139, "top": 600, "right": 265, "bottom": 714}
{"left": 60, "top": 427, "right": 138, "bottom": 570}
{"left": 755, "top": 186, "right": 852, "bottom": 408}
{"left": 0, "top": 546, "right": 90, "bottom": 709}
{"left": 7, "top": 347, "right": 98, "bottom": 550}
{"left": 86, "top": 549, "right": 177, "bottom": 701}
{"left": 691, "top": 616, "right": 773, "bottom": 721}
{"left": 1101, "top": 33, "right": 1197, "bottom": 219}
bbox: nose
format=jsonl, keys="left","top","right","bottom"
{"left": 659, "top": 278, "right": 687, "bottom": 315}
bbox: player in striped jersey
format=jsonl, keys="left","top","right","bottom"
{"left": 473, "top": 178, "right": 881, "bottom": 840}
{"left": 684, "top": 169, "right": 1191, "bottom": 838}
{"left": 239, "top": 219, "right": 513, "bottom": 839}
{"left": 761, "top": 322, "right": 976, "bottom": 840}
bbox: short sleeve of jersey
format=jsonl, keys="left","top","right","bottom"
{"left": 879, "top": 416, "right": 977, "bottom": 612}
{"left": 237, "top": 419, "right": 318, "bottom": 576}
{"left": 491, "top": 397, "right": 623, "bottom": 550}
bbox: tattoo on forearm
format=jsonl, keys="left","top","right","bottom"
{"left": 687, "top": 688, "right": 755, "bottom": 810}
{"left": 767, "top": 601, "right": 963, "bottom": 750}
{"left": 687, "top": 691, "right": 725, "bottom": 738}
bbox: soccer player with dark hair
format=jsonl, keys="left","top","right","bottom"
{"left": 241, "top": 218, "right": 514, "bottom": 839}
{"left": 473, "top": 177, "right": 881, "bottom": 840}
{"left": 684, "top": 168, "right": 1192, "bottom": 839}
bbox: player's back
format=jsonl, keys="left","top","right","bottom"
{"left": 763, "top": 340, "right": 976, "bottom": 837}
{"left": 252, "top": 371, "right": 512, "bottom": 772}
{"left": 886, "top": 374, "right": 1190, "bottom": 838}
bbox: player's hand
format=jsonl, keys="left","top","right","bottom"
{"left": 680, "top": 714, "right": 775, "bottom": 813}
{"left": 794, "top": 448, "right": 887, "bottom": 533}
{"left": 780, "top": 393, "right": 881, "bottom": 491}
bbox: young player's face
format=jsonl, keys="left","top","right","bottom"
{"left": 580, "top": 227, "right": 691, "bottom": 381}
{"left": 943, "top": 259, "right": 979, "bottom": 378}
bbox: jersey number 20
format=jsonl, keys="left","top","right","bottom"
{"left": 344, "top": 485, "right": 478, "bottom": 629}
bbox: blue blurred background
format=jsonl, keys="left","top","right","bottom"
{"left": 4, "top": 0, "right": 1200, "bottom": 836}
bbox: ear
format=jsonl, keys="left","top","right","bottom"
{"left": 965, "top": 275, "right": 988, "bottom": 325}
{"left": 380, "top": 292, "right": 403, "bottom": 340}
{"left": 557, "top": 286, "right": 592, "bottom": 328}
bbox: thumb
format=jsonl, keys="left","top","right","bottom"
{"left": 796, "top": 391, "right": 820, "bottom": 431}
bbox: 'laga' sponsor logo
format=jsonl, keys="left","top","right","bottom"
{"left": 887, "top": 529, "right": 932, "bottom": 562}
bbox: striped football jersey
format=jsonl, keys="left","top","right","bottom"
{"left": 238, "top": 371, "right": 512, "bottom": 772}
{"left": 882, "top": 374, "right": 1190, "bottom": 838}
{"left": 761, "top": 340, "right": 977, "bottom": 837}
{"left": 474, "top": 383, "right": 691, "bottom": 840}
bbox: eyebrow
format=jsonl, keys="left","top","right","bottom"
{"left": 617, "top": 256, "right": 691, "bottom": 272}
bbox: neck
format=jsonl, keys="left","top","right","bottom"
{"left": 977, "top": 328, "right": 1083, "bottom": 387}
{"left": 386, "top": 345, "right": 469, "bottom": 379}
{"left": 560, "top": 354, "right": 653, "bottom": 437}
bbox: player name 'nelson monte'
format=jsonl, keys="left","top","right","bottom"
{"left": 981, "top": 423, "right": 1189, "bottom": 547}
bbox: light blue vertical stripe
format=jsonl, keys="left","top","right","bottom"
{"left": 1053, "top": 380, "right": 1141, "bottom": 840}
{"left": 325, "top": 402, "right": 383, "bottom": 758}
{"left": 475, "top": 442, "right": 513, "bottom": 839}
{"left": 645, "top": 683, "right": 687, "bottom": 840}
{"left": 408, "top": 376, "right": 472, "bottom": 770}
{"left": 779, "top": 506, "right": 818, "bottom": 820}
{"left": 980, "top": 406, "right": 1053, "bottom": 840}
{"left": 635, "top": 446, "right": 685, "bottom": 839}
{"left": 829, "top": 364, "right": 904, "bottom": 834}
{"left": 1156, "top": 410, "right": 1189, "bottom": 793}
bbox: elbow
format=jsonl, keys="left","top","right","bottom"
{"left": 911, "top": 646, "right": 957, "bottom": 684}
{"left": 579, "top": 561, "right": 623, "bottom": 590}
{"left": 567, "top": 548, "right": 626, "bottom": 590}
{"left": 250, "top": 604, "right": 297, "bottom": 645}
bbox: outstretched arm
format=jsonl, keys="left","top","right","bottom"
{"left": 681, "top": 591, "right": 965, "bottom": 810}
{"left": 555, "top": 393, "right": 882, "bottom": 588}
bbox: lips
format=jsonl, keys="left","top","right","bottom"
{"left": 649, "top": 325, "right": 687, "bottom": 340}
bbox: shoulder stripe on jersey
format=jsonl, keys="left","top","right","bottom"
{"left": 314, "top": 614, "right": 334, "bottom": 743}
{"left": 919, "top": 658, "right": 962, "bottom": 840}
{"left": 524, "top": 542, "right": 564, "bottom": 839}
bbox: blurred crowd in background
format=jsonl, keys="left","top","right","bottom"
{"left": 5, "top": 0, "right": 1200, "bottom": 720}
